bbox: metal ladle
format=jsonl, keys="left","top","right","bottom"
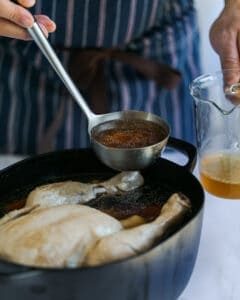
{"left": 27, "top": 22, "right": 170, "bottom": 170}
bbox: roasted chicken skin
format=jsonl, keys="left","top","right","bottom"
{"left": 0, "top": 192, "right": 190, "bottom": 268}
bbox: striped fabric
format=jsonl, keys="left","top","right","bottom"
{"left": 0, "top": 0, "right": 201, "bottom": 154}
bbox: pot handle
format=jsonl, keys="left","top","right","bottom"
{"left": 166, "top": 137, "right": 197, "bottom": 172}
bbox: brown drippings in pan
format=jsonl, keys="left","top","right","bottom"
{"left": 101, "top": 203, "right": 162, "bottom": 221}
{"left": 0, "top": 174, "right": 177, "bottom": 222}
{"left": 87, "top": 181, "right": 174, "bottom": 221}
{"left": 5, "top": 198, "right": 26, "bottom": 212}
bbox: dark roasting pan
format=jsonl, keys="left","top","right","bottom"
{"left": 0, "top": 137, "right": 204, "bottom": 300}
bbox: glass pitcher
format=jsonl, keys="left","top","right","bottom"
{"left": 190, "top": 70, "right": 240, "bottom": 199}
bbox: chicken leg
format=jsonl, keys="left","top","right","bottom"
{"left": 84, "top": 193, "right": 191, "bottom": 267}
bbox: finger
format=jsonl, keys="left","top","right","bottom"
{"left": 0, "top": 17, "right": 50, "bottom": 40}
{"left": 219, "top": 46, "right": 240, "bottom": 72}
{"left": 35, "top": 15, "right": 56, "bottom": 32}
{"left": 37, "top": 22, "right": 49, "bottom": 38}
{"left": 16, "top": 0, "right": 35, "bottom": 8}
{"left": 0, "top": 0, "right": 34, "bottom": 28}
{"left": 225, "top": 33, "right": 240, "bottom": 104}
{"left": 0, "top": 17, "right": 31, "bottom": 40}
{"left": 219, "top": 36, "right": 240, "bottom": 86}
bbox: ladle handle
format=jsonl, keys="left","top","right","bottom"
{"left": 27, "top": 22, "right": 94, "bottom": 121}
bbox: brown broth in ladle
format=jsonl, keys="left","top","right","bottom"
{"left": 92, "top": 119, "right": 166, "bottom": 148}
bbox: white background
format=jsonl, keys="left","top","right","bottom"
{"left": 195, "top": 0, "right": 223, "bottom": 73}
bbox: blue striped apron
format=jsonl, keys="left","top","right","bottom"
{"left": 0, "top": 0, "right": 201, "bottom": 154}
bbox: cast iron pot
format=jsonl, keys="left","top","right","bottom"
{"left": 0, "top": 137, "right": 204, "bottom": 300}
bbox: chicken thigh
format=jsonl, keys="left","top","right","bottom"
{"left": 85, "top": 193, "right": 190, "bottom": 266}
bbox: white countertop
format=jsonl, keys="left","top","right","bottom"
{"left": 0, "top": 153, "right": 239, "bottom": 300}
{"left": 167, "top": 152, "right": 240, "bottom": 300}
{"left": 181, "top": 193, "right": 240, "bottom": 300}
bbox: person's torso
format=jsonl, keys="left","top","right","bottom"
{"left": 28, "top": 0, "right": 194, "bottom": 48}
{"left": 0, "top": 0, "right": 199, "bottom": 154}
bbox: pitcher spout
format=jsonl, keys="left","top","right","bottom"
{"left": 190, "top": 72, "right": 240, "bottom": 115}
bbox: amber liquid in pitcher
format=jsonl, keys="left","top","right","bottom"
{"left": 200, "top": 152, "right": 240, "bottom": 199}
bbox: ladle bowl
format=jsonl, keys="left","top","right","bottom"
{"left": 27, "top": 22, "right": 169, "bottom": 170}
{"left": 90, "top": 110, "right": 169, "bottom": 170}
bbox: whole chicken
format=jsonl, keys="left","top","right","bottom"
{"left": 0, "top": 192, "right": 190, "bottom": 268}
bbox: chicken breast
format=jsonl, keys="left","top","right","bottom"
{"left": 0, "top": 205, "right": 122, "bottom": 267}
